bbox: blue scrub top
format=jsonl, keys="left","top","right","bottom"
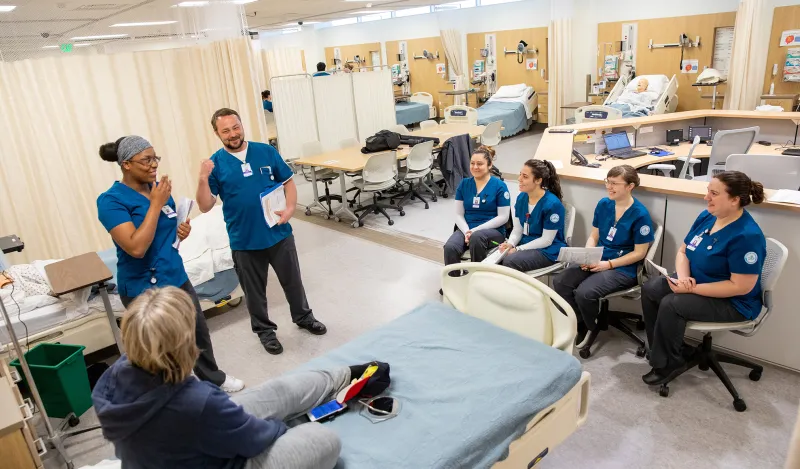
{"left": 312, "top": 71, "right": 331, "bottom": 77}
{"left": 208, "top": 142, "right": 294, "bottom": 251}
{"left": 514, "top": 191, "right": 567, "bottom": 261}
{"left": 263, "top": 100, "right": 273, "bottom": 112}
{"left": 97, "top": 182, "right": 189, "bottom": 298}
{"left": 684, "top": 210, "right": 765, "bottom": 320}
{"left": 455, "top": 176, "right": 511, "bottom": 236}
{"left": 593, "top": 197, "right": 654, "bottom": 278}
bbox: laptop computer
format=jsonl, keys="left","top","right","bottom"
{"left": 603, "top": 132, "right": 647, "bottom": 159}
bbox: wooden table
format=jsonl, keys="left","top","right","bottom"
{"left": 292, "top": 123, "right": 486, "bottom": 223}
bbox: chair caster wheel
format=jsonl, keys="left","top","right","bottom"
{"left": 659, "top": 385, "right": 669, "bottom": 397}
{"left": 432, "top": 197, "right": 438, "bottom": 202}
{"left": 351, "top": 222, "right": 359, "bottom": 228}
{"left": 323, "top": 214, "right": 331, "bottom": 220}
{"left": 578, "top": 347, "right": 591, "bottom": 359}
{"left": 305, "top": 209, "right": 311, "bottom": 216}
{"left": 334, "top": 216, "right": 341, "bottom": 222}
{"left": 68, "top": 415, "right": 80, "bottom": 427}
{"left": 442, "top": 193, "right": 449, "bottom": 198}
{"left": 749, "top": 370, "right": 762, "bottom": 381}
{"left": 388, "top": 220, "right": 394, "bottom": 226}
{"left": 399, "top": 211, "right": 405, "bottom": 216}
{"left": 390, "top": 200, "right": 395, "bottom": 205}
{"left": 635, "top": 346, "right": 647, "bottom": 358}
{"left": 348, "top": 203, "right": 354, "bottom": 208}
{"left": 699, "top": 363, "right": 709, "bottom": 371}
{"left": 636, "top": 320, "right": 645, "bottom": 331}
{"left": 424, "top": 204, "right": 429, "bottom": 209}
{"left": 733, "top": 398, "right": 747, "bottom": 412}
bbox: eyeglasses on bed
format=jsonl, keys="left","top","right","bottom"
{"left": 359, "top": 396, "right": 400, "bottom": 423}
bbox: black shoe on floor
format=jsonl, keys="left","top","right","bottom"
{"left": 643, "top": 363, "right": 686, "bottom": 386}
{"left": 298, "top": 320, "right": 327, "bottom": 335}
{"left": 642, "top": 368, "right": 660, "bottom": 385}
{"left": 262, "top": 338, "right": 284, "bottom": 355}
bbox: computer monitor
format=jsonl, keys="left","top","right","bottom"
{"left": 688, "top": 126, "right": 713, "bottom": 142}
{"left": 604, "top": 132, "right": 632, "bottom": 152}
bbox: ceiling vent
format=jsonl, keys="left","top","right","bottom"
{"left": 73, "top": 4, "right": 126, "bottom": 11}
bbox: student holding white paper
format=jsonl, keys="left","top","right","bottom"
{"left": 553, "top": 165, "right": 654, "bottom": 348}
{"left": 97, "top": 135, "right": 243, "bottom": 393}
{"left": 640, "top": 171, "right": 766, "bottom": 386}
{"left": 498, "top": 159, "right": 567, "bottom": 272}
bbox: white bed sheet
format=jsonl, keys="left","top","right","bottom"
{"left": 488, "top": 86, "right": 535, "bottom": 119}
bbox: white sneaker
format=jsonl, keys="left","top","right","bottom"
{"left": 221, "top": 375, "right": 245, "bottom": 393}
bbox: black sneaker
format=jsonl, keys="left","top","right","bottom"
{"left": 298, "top": 320, "right": 327, "bottom": 335}
{"left": 262, "top": 338, "right": 284, "bottom": 355}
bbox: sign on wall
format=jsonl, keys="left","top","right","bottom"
{"left": 526, "top": 58, "right": 537, "bottom": 71}
{"left": 681, "top": 59, "right": 699, "bottom": 74}
{"left": 780, "top": 30, "right": 800, "bottom": 47}
{"left": 436, "top": 63, "right": 446, "bottom": 75}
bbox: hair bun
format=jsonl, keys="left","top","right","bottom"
{"left": 750, "top": 180, "right": 765, "bottom": 205}
{"left": 99, "top": 142, "right": 119, "bottom": 163}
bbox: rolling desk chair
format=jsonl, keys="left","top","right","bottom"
{"left": 480, "top": 120, "right": 503, "bottom": 148}
{"left": 390, "top": 140, "right": 437, "bottom": 209}
{"left": 525, "top": 202, "right": 577, "bottom": 279}
{"left": 725, "top": 153, "right": 800, "bottom": 190}
{"left": 695, "top": 127, "right": 759, "bottom": 182}
{"left": 420, "top": 120, "right": 438, "bottom": 129}
{"left": 351, "top": 151, "right": 402, "bottom": 227}
{"left": 390, "top": 124, "right": 409, "bottom": 135}
{"left": 338, "top": 138, "right": 364, "bottom": 207}
{"left": 301, "top": 141, "right": 341, "bottom": 216}
{"left": 657, "top": 238, "right": 788, "bottom": 412}
{"left": 578, "top": 223, "right": 663, "bottom": 359}
{"left": 647, "top": 136, "right": 701, "bottom": 179}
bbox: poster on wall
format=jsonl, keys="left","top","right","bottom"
{"left": 526, "top": 58, "right": 537, "bottom": 71}
{"left": 780, "top": 30, "right": 800, "bottom": 47}
{"left": 681, "top": 59, "right": 699, "bottom": 74}
{"left": 436, "top": 63, "right": 446, "bottom": 75}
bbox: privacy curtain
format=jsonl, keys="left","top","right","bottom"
{"left": 313, "top": 74, "right": 358, "bottom": 151}
{"left": 724, "top": 0, "right": 772, "bottom": 110}
{"left": 548, "top": 16, "right": 573, "bottom": 125}
{"left": 272, "top": 75, "right": 318, "bottom": 160}
{"left": 440, "top": 29, "right": 467, "bottom": 105}
{"left": 0, "top": 37, "right": 265, "bottom": 263}
{"left": 265, "top": 47, "right": 305, "bottom": 82}
{"left": 352, "top": 69, "right": 397, "bottom": 143}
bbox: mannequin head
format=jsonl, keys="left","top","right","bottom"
{"left": 636, "top": 78, "right": 649, "bottom": 93}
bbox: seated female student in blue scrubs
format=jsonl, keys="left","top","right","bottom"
{"left": 443, "top": 146, "right": 511, "bottom": 265}
{"left": 497, "top": 159, "right": 567, "bottom": 272}
{"left": 553, "top": 165, "right": 654, "bottom": 347}
{"left": 640, "top": 171, "right": 766, "bottom": 385}
{"left": 97, "top": 136, "right": 243, "bottom": 393}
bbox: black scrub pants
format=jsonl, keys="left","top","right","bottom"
{"left": 552, "top": 266, "right": 638, "bottom": 331}
{"left": 641, "top": 276, "right": 746, "bottom": 370}
{"left": 232, "top": 235, "right": 315, "bottom": 343}
{"left": 500, "top": 249, "right": 555, "bottom": 272}
{"left": 121, "top": 281, "right": 225, "bottom": 386}
{"left": 443, "top": 229, "right": 505, "bottom": 265}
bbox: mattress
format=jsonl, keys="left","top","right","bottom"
{"left": 0, "top": 301, "right": 68, "bottom": 344}
{"left": 488, "top": 86, "right": 535, "bottom": 118}
{"left": 478, "top": 101, "right": 530, "bottom": 138}
{"left": 193, "top": 268, "right": 240, "bottom": 302}
{"left": 395, "top": 101, "right": 431, "bottom": 126}
{"left": 294, "top": 302, "right": 582, "bottom": 469}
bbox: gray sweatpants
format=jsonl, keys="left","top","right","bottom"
{"left": 232, "top": 367, "right": 351, "bottom": 469}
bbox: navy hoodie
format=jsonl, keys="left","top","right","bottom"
{"left": 92, "top": 356, "right": 287, "bottom": 469}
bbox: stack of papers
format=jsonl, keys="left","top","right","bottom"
{"left": 261, "top": 182, "right": 287, "bottom": 228}
{"left": 556, "top": 247, "right": 604, "bottom": 265}
{"left": 173, "top": 198, "right": 194, "bottom": 249}
{"left": 481, "top": 246, "right": 509, "bottom": 265}
{"left": 646, "top": 259, "right": 678, "bottom": 285}
{"left": 767, "top": 189, "right": 800, "bottom": 205}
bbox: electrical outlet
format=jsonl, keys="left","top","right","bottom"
{"left": 640, "top": 126, "right": 653, "bottom": 134}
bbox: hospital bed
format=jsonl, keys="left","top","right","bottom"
{"left": 575, "top": 74, "right": 678, "bottom": 124}
{"left": 295, "top": 263, "right": 590, "bottom": 468}
{"left": 0, "top": 205, "right": 243, "bottom": 360}
{"left": 395, "top": 92, "right": 436, "bottom": 126}
{"left": 478, "top": 84, "right": 538, "bottom": 138}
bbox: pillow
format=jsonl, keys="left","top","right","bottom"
{"left": 493, "top": 84, "right": 528, "bottom": 99}
{"left": 625, "top": 75, "right": 669, "bottom": 95}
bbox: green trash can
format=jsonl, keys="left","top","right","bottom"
{"left": 10, "top": 343, "right": 92, "bottom": 419}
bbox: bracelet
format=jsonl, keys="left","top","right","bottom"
{"left": 608, "top": 260, "right": 613, "bottom": 269}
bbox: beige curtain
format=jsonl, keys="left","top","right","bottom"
{"left": 440, "top": 29, "right": 467, "bottom": 105}
{"left": 724, "top": 0, "right": 772, "bottom": 110}
{"left": 548, "top": 17, "right": 573, "bottom": 125}
{"left": 0, "top": 37, "right": 265, "bottom": 263}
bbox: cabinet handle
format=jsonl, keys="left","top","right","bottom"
{"left": 34, "top": 437, "right": 48, "bottom": 456}
{"left": 19, "top": 398, "right": 33, "bottom": 420}
{"left": 9, "top": 368, "right": 21, "bottom": 383}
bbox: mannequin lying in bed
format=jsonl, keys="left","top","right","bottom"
{"left": 609, "top": 77, "right": 661, "bottom": 117}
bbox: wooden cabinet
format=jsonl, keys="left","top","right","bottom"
{"left": 0, "top": 360, "right": 43, "bottom": 469}
{"left": 538, "top": 92, "right": 549, "bottom": 125}
{"left": 589, "top": 94, "right": 607, "bottom": 105}
{"left": 760, "top": 95, "right": 799, "bottom": 111}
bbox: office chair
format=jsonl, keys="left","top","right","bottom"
{"left": 578, "top": 222, "right": 664, "bottom": 359}
{"left": 647, "top": 136, "right": 701, "bottom": 179}
{"left": 725, "top": 153, "right": 800, "bottom": 190}
{"left": 351, "top": 151, "right": 402, "bottom": 227}
{"left": 390, "top": 140, "right": 437, "bottom": 209}
{"left": 656, "top": 238, "right": 788, "bottom": 412}
{"left": 338, "top": 138, "right": 364, "bottom": 207}
{"left": 390, "top": 124, "right": 409, "bottom": 135}
{"left": 694, "top": 126, "right": 759, "bottom": 182}
{"left": 301, "top": 141, "right": 341, "bottom": 216}
{"left": 525, "top": 202, "right": 577, "bottom": 279}
{"left": 480, "top": 120, "right": 503, "bottom": 148}
{"left": 420, "top": 120, "right": 438, "bottom": 129}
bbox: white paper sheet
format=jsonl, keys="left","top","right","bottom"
{"left": 173, "top": 198, "right": 194, "bottom": 249}
{"left": 557, "top": 247, "right": 604, "bottom": 265}
{"left": 768, "top": 189, "right": 800, "bottom": 205}
{"left": 481, "top": 247, "right": 509, "bottom": 265}
{"left": 646, "top": 259, "right": 678, "bottom": 284}
{"left": 261, "top": 183, "right": 287, "bottom": 228}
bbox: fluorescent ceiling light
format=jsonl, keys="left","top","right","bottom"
{"left": 232, "top": 0, "right": 257, "bottom": 3}
{"left": 283, "top": 21, "right": 319, "bottom": 26}
{"left": 0, "top": 5, "right": 16, "bottom": 12}
{"left": 42, "top": 45, "right": 59, "bottom": 49}
{"left": 42, "top": 43, "right": 92, "bottom": 49}
{"left": 348, "top": 10, "right": 392, "bottom": 14}
{"left": 176, "top": 1, "right": 209, "bottom": 6}
{"left": 70, "top": 34, "right": 128, "bottom": 40}
{"left": 111, "top": 21, "right": 177, "bottom": 27}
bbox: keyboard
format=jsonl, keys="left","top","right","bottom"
{"left": 611, "top": 149, "right": 648, "bottom": 159}
{"left": 782, "top": 148, "right": 800, "bottom": 156}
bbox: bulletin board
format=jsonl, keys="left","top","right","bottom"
{"left": 762, "top": 5, "right": 800, "bottom": 98}
{"left": 386, "top": 36, "right": 451, "bottom": 114}
{"left": 323, "top": 42, "right": 381, "bottom": 71}
{"left": 466, "top": 26, "right": 549, "bottom": 103}
{"left": 597, "top": 11, "right": 737, "bottom": 112}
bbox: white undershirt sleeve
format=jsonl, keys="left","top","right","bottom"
{"left": 517, "top": 229, "right": 557, "bottom": 251}
{"left": 508, "top": 215, "right": 523, "bottom": 246}
{"left": 454, "top": 202, "right": 470, "bottom": 234}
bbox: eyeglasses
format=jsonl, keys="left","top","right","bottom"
{"left": 359, "top": 396, "right": 400, "bottom": 423}
{"left": 603, "top": 179, "right": 627, "bottom": 187}
{"left": 131, "top": 156, "right": 162, "bottom": 167}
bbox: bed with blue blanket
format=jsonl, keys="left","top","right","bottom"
{"left": 296, "top": 300, "right": 588, "bottom": 468}
{"left": 477, "top": 85, "right": 538, "bottom": 138}
{"left": 395, "top": 101, "right": 431, "bottom": 126}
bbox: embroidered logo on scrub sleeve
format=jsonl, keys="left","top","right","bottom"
{"left": 550, "top": 213, "right": 560, "bottom": 223}
{"left": 744, "top": 252, "right": 758, "bottom": 265}
{"left": 640, "top": 225, "right": 651, "bottom": 236}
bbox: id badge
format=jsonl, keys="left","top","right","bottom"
{"left": 687, "top": 235, "right": 703, "bottom": 251}
{"left": 523, "top": 222, "right": 529, "bottom": 236}
{"left": 242, "top": 163, "right": 253, "bottom": 177}
{"left": 472, "top": 196, "right": 481, "bottom": 209}
{"left": 161, "top": 206, "right": 177, "bottom": 218}
{"left": 606, "top": 226, "right": 617, "bottom": 241}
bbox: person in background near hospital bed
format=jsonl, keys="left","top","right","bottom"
{"left": 443, "top": 146, "right": 511, "bottom": 267}
{"left": 553, "top": 165, "right": 654, "bottom": 348}
{"left": 262, "top": 90, "right": 273, "bottom": 113}
{"left": 196, "top": 108, "right": 327, "bottom": 356}
{"left": 497, "top": 159, "right": 567, "bottom": 272}
{"left": 640, "top": 171, "right": 766, "bottom": 385}
{"left": 313, "top": 62, "right": 330, "bottom": 77}
{"left": 97, "top": 135, "right": 244, "bottom": 393}
{"left": 93, "top": 287, "right": 370, "bottom": 469}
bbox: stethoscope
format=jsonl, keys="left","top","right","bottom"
{"left": 260, "top": 166, "right": 274, "bottom": 181}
